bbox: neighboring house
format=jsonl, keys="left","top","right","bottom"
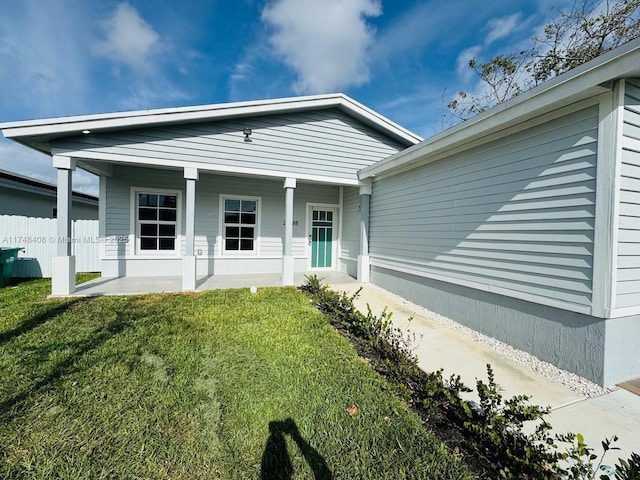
{"left": 0, "top": 168, "right": 98, "bottom": 219}
{"left": 2, "top": 38, "right": 640, "bottom": 387}
{"left": 0, "top": 169, "right": 99, "bottom": 278}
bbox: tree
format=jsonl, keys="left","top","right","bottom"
{"left": 447, "top": 0, "right": 640, "bottom": 121}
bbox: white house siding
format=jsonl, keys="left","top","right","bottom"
{"left": 369, "top": 103, "right": 599, "bottom": 313}
{"left": 618, "top": 79, "right": 640, "bottom": 310}
{"left": 339, "top": 187, "right": 360, "bottom": 277}
{"left": 53, "top": 109, "right": 407, "bottom": 184}
{"left": 102, "top": 165, "right": 339, "bottom": 277}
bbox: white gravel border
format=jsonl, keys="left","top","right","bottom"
{"left": 364, "top": 283, "right": 610, "bottom": 399}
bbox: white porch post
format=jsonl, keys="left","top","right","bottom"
{"left": 357, "top": 181, "right": 372, "bottom": 282}
{"left": 183, "top": 167, "right": 198, "bottom": 291}
{"left": 282, "top": 177, "right": 296, "bottom": 286}
{"left": 52, "top": 155, "right": 76, "bottom": 295}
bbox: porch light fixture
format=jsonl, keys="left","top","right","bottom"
{"left": 243, "top": 128, "right": 252, "bottom": 141}
{"left": 82, "top": 130, "right": 91, "bottom": 134}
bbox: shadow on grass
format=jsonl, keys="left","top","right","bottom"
{"left": 0, "top": 304, "right": 134, "bottom": 422}
{"left": 0, "top": 298, "right": 84, "bottom": 345}
{"left": 261, "top": 418, "right": 332, "bottom": 480}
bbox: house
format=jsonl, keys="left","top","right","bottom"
{"left": 0, "top": 168, "right": 99, "bottom": 278}
{"left": 2, "top": 37, "right": 640, "bottom": 387}
{"left": 0, "top": 93, "right": 420, "bottom": 295}
{"left": 358, "top": 39, "right": 640, "bottom": 387}
{"left": 0, "top": 168, "right": 98, "bottom": 219}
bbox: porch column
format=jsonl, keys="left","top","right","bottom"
{"left": 183, "top": 167, "right": 198, "bottom": 291}
{"left": 282, "top": 177, "right": 296, "bottom": 286}
{"left": 357, "top": 181, "right": 372, "bottom": 282}
{"left": 52, "top": 155, "right": 76, "bottom": 295}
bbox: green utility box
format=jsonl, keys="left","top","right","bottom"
{"left": 0, "top": 247, "right": 23, "bottom": 287}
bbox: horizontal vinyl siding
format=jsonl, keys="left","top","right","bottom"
{"left": 105, "top": 167, "right": 184, "bottom": 257}
{"left": 618, "top": 80, "right": 640, "bottom": 309}
{"left": 341, "top": 187, "right": 360, "bottom": 260}
{"left": 53, "top": 109, "right": 407, "bottom": 182}
{"left": 370, "top": 104, "right": 599, "bottom": 311}
{"left": 105, "top": 166, "right": 339, "bottom": 260}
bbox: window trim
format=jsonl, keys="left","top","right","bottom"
{"left": 305, "top": 202, "right": 340, "bottom": 271}
{"left": 219, "top": 194, "right": 261, "bottom": 256}
{"left": 130, "top": 187, "right": 182, "bottom": 256}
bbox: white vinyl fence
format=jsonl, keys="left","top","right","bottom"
{"left": 0, "top": 215, "right": 100, "bottom": 278}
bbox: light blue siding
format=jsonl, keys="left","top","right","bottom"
{"left": 53, "top": 109, "right": 407, "bottom": 183}
{"left": 340, "top": 187, "right": 360, "bottom": 261}
{"left": 369, "top": 104, "right": 599, "bottom": 311}
{"left": 618, "top": 79, "right": 640, "bottom": 309}
{"left": 103, "top": 165, "right": 338, "bottom": 274}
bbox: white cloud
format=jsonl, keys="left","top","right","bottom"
{"left": 456, "top": 46, "right": 482, "bottom": 82}
{"left": 485, "top": 13, "right": 522, "bottom": 45}
{"left": 452, "top": 12, "right": 528, "bottom": 85}
{"left": 94, "top": 3, "right": 161, "bottom": 73}
{"left": 261, "top": 0, "right": 382, "bottom": 93}
{"left": 72, "top": 169, "right": 99, "bottom": 196}
{"left": 118, "top": 81, "right": 190, "bottom": 111}
{"left": 0, "top": 140, "right": 53, "bottom": 183}
{"left": 0, "top": 139, "right": 98, "bottom": 196}
{"left": 231, "top": 63, "right": 255, "bottom": 83}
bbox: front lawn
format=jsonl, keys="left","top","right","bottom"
{"left": 0, "top": 278, "right": 470, "bottom": 479}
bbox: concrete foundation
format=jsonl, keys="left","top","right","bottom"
{"left": 371, "top": 266, "right": 640, "bottom": 387}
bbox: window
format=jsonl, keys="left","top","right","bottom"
{"left": 223, "top": 197, "right": 258, "bottom": 253}
{"left": 137, "top": 192, "right": 178, "bottom": 252}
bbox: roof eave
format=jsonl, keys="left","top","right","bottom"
{"left": 360, "top": 37, "right": 640, "bottom": 179}
{"left": 1, "top": 93, "right": 421, "bottom": 154}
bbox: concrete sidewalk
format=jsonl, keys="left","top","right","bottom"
{"left": 330, "top": 281, "right": 640, "bottom": 462}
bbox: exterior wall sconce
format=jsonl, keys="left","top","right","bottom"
{"left": 243, "top": 128, "right": 252, "bottom": 142}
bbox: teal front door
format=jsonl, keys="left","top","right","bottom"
{"left": 310, "top": 208, "right": 334, "bottom": 268}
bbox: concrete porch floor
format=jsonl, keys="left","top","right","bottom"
{"left": 71, "top": 270, "right": 357, "bottom": 297}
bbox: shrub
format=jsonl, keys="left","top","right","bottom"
{"left": 301, "top": 276, "right": 640, "bottom": 480}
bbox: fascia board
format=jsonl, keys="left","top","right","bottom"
{"left": 360, "top": 37, "right": 640, "bottom": 179}
{"left": 1, "top": 93, "right": 420, "bottom": 148}
{"left": 0, "top": 95, "right": 345, "bottom": 136}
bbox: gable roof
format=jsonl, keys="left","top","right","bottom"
{"left": 1, "top": 93, "right": 421, "bottom": 156}
{"left": 360, "top": 36, "right": 640, "bottom": 179}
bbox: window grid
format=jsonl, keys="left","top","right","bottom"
{"left": 223, "top": 198, "right": 257, "bottom": 253}
{"left": 137, "top": 193, "right": 178, "bottom": 252}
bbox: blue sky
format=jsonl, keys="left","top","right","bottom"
{"left": 0, "top": 0, "right": 573, "bottom": 195}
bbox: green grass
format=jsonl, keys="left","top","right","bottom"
{"left": 0, "top": 277, "right": 471, "bottom": 479}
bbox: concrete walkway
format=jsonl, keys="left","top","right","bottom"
{"left": 70, "top": 271, "right": 357, "bottom": 297}
{"left": 330, "top": 281, "right": 640, "bottom": 462}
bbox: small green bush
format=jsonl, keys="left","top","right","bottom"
{"left": 302, "top": 275, "right": 640, "bottom": 480}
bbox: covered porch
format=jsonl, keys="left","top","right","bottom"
{"left": 0, "top": 94, "right": 418, "bottom": 297}
{"left": 47, "top": 160, "right": 373, "bottom": 297}
{"left": 69, "top": 270, "right": 357, "bottom": 297}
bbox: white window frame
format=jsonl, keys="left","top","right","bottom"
{"left": 219, "top": 194, "right": 261, "bottom": 256}
{"left": 306, "top": 202, "right": 340, "bottom": 271}
{"left": 130, "top": 188, "right": 182, "bottom": 256}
